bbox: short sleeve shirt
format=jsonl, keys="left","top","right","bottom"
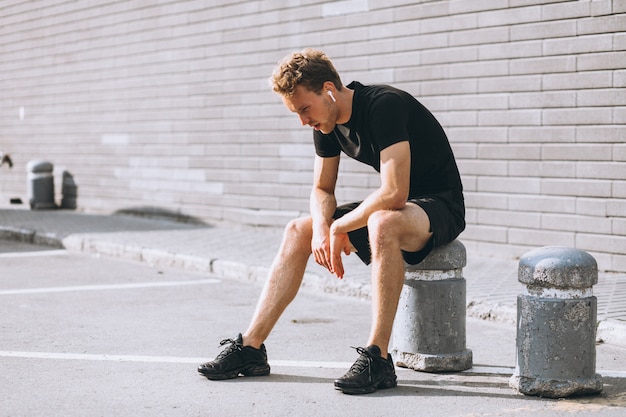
{"left": 313, "top": 81, "right": 463, "bottom": 198}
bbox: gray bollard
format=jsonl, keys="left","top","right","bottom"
{"left": 510, "top": 246, "right": 603, "bottom": 398}
{"left": 27, "top": 160, "right": 56, "bottom": 210}
{"left": 391, "top": 240, "right": 473, "bottom": 372}
{"left": 60, "top": 171, "right": 78, "bottom": 210}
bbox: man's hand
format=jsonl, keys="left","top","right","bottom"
{"left": 311, "top": 224, "right": 333, "bottom": 273}
{"left": 329, "top": 224, "right": 352, "bottom": 279}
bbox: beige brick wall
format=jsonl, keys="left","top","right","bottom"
{"left": 1, "top": 0, "right": 625, "bottom": 271}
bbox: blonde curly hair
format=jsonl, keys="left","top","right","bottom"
{"left": 270, "top": 48, "right": 343, "bottom": 96}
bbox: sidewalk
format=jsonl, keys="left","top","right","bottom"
{"left": 1, "top": 208, "right": 625, "bottom": 346}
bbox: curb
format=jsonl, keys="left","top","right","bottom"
{"left": 0, "top": 225, "right": 64, "bottom": 248}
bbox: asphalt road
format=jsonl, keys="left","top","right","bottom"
{"left": 1, "top": 239, "right": 625, "bottom": 417}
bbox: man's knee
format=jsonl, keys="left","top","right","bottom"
{"left": 367, "top": 210, "right": 401, "bottom": 243}
{"left": 283, "top": 216, "right": 313, "bottom": 248}
{"left": 367, "top": 208, "right": 431, "bottom": 252}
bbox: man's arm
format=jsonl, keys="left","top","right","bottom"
{"left": 329, "top": 141, "right": 411, "bottom": 277}
{"left": 310, "top": 154, "right": 340, "bottom": 272}
{"left": 331, "top": 141, "right": 410, "bottom": 234}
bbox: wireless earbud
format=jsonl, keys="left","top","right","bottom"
{"left": 327, "top": 90, "right": 336, "bottom": 102}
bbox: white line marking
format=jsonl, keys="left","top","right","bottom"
{"left": 0, "top": 278, "right": 220, "bottom": 295}
{"left": 0, "top": 351, "right": 351, "bottom": 369}
{"left": 0, "top": 249, "right": 69, "bottom": 258}
{"left": 0, "top": 351, "right": 624, "bottom": 378}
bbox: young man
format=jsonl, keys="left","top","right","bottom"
{"left": 198, "top": 48, "right": 465, "bottom": 395}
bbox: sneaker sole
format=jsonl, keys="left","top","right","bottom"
{"left": 199, "top": 363, "right": 270, "bottom": 381}
{"left": 335, "top": 376, "right": 397, "bottom": 395}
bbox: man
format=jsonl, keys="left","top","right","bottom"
{"left": 198, "top": 48, "right": 465, "bottom": 395}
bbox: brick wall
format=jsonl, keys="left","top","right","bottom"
{"left": 1, "top": 0, "right": 625, "bottom": 271}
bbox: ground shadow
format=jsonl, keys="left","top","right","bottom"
{"left": 114, "top": 206, "right": 210, "bottom": 226}
{"left": 240, "top": 370, "right": 626, "bottom": 408}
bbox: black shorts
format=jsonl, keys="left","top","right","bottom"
{"left": 332, "top": 189, "right": 465, "bottom": 265}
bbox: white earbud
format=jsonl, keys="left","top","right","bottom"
{"left": 327, "top": 90, "right": 336, "bottom": 102}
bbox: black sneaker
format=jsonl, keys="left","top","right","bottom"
{"left": 197, "top": 333, "right": 270, "bottom": 380}
{"left": 334, "top": 345, "right": 397, "bottom": 394}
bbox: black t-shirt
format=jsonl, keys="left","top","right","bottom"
{"left": 314, "top": 81, "right": 463, "bottom": 198}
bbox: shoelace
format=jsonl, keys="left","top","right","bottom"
{"left": 347, "top": 346, "right": 373, "bottom": 374}
{"left": 214, "top": 337, "right": 243, "bottom": 360}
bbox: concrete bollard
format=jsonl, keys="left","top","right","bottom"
{"left": 27, "top": 160, "right": 56, "bottom": 210}
{"left": 510, "top": 246, "right": 603, "bottom": 398}
{"left": 60, "top": 171, "right": 78, "bottom": 210}
{"left": 391, "top": 240, "right": 473, "bottom": 372}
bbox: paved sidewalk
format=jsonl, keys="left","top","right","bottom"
{"left": 1, "top": 208, "right": 625, "bottom": 346}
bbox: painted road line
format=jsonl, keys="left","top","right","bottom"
{"left": 0, "top": 278, "right": 220, "bottom": 295}
{"left": 0, "top": 249, "right": 69, "bottom": 258}
{"left": 0, "top": 351, "right": 351, "bottom": 369}
{"left": 0, "top": 351, "right": 624, "bottom": 378}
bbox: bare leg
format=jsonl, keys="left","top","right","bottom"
{"left": 366, "top": 205, "right": 432, "bottom": 358}
{"left": 242, "top": 217, "right": 313, "bottom": 348}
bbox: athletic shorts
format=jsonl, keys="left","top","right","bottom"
{"left": 332, "top": 189, "right": 465, "bottom": 266}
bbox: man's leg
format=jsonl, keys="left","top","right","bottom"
{"left": 198, "top": 217, "right": 313, "bottom": 380}
{"left": 366, "top": 204, "right": 432, "bottom": 358}
{"left": 242, "top": 216, "right": 313, "bottom": 348}
{"left": 335, "top": 204, "right": 431, "bottom": 394}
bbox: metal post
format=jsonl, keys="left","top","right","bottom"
{"left": 391, "top": 240, "right": 473, "bottom": 372}
{"left": 510, "top": 246, "right": 603, "bottom": 398}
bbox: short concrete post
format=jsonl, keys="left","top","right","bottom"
{"left": 26, "top": 160, "right": 56, "bottom": 210}
{"left": 510, "top": 246, "right": 603, "bottom": 398}
{"left": 391, "top": 240, "right": 473, "bottom": 372}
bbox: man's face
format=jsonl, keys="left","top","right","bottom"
{"left": 282, "top": 85, "right": 337, "bottom": 134}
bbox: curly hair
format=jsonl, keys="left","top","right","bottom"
{"left": 270, "top": 48, "right": 343, "bottom": 96}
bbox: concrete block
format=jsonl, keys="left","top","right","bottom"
{"left": 541, "top": 144, "right": 612, "bottom": 161}
{"left": 577, "top": 162, "right": 626, "bottom": 180}
{"left": 577, "top": 14, "right": 626, "bottom": 35}
{"left": 464, "top": 192, "right": 508, "bottom": 210}
{"left": 511, "top": 20, "right": 576, "bottom": 41}
{"left": 576, "top": 233, "right": 626, "bottom": 255}
{"left": 480, "top": 40, "right": 543, "bottom": 60}
{"left": 479, "top": 6, "right": 541, "bottom": 28}
{"left": 541, "top": 1, "right": 590, "bottom": 21}
{"left": 538, "top": 161, "right": 577, "bottom": 178}
{"left": 543, "top": 34, "right": 613, "bottom": 56}
{"left": 541, "top": 178, "right": 612, "bottom": 198}
{"left": 510, "top": 55, "right": 576, "bottom": 75}
{"left": 392, "top": 240, "right": 472, "bottom": 372}
{"left": 478, "top": 76, "right": 542, "bottom": 94}
{"left": 508, "top": 228, "right": 575, "bottom": 248}
{"left": 457, "top": 160, "right": 508, "bottom": 176}
{"left": 541, "top": 213, "right": 612, "bottom": 234}
{"left": 510, "top": 91, "right": 576, "bottom": 109}
{"left": 477, "top": 176, "right": 541, "bottom": 194}
{"left": 542, "top": 71, "right": 613, "bottom": 90}
{"left": 611, "top": 218, "right": 626, "bottom": 236}
{"left": 508, "top": 161, "right": 543, "bottom": 177}
{"left": 576, "top": 197, "right": 607, "bottom": 217}
{"left": 613, "top": 181, "right": 626, "bottom": 198}
{"left": 461, "top": 224, "right": 508, "bottom": 243}
{"left": 477, "top": 209, "right": 541, "bottom": 229}
{"left": 576, "top": 126, "right": 626, "bottom": 142}
{"left": 510, "top": 246, "right": 603, "bottom": 398}
{"left": 509, "top": 127, "right": 575, "bottom": 143}
{"left": 542, "top": 108, "right": 613, "bottom": 125}
{"left": 607, "top": 200, "right": 626, "bottom": 218}
{"left": 578, "top": 51, "right": 626, "bottom": 71}
{"left": 449, "top": 26, "right": 509, "bottom": 47}
{"left": 478, "top": 144, "right": 541, "bottom": 160}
